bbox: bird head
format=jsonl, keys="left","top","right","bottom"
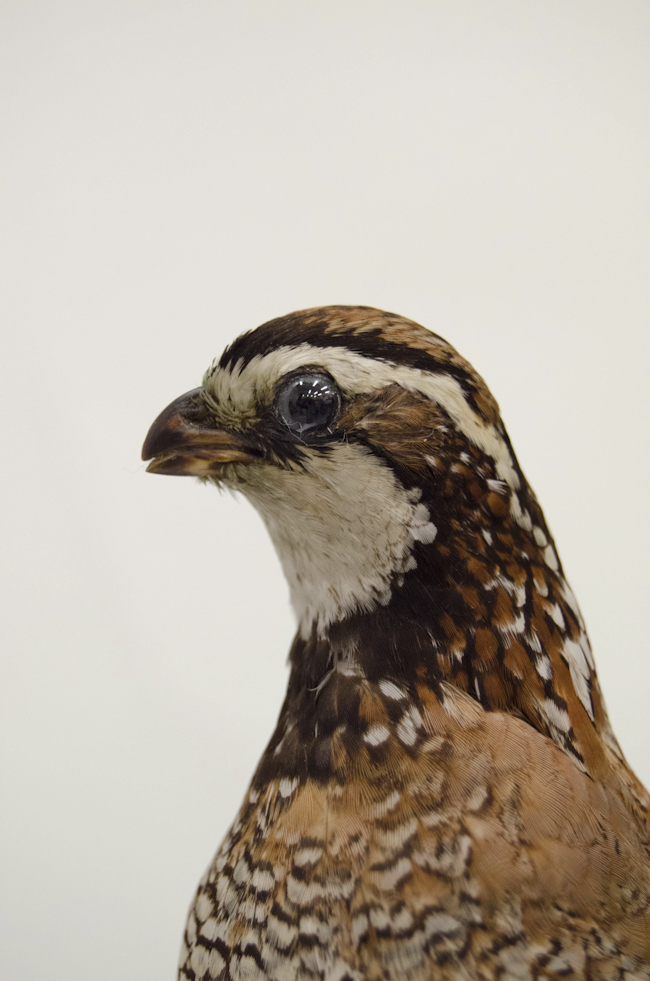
{"left": 142, "top": 305, "right": 624, "bottom": 782}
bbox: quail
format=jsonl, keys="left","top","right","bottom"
{"left": 142, "top": 306, "right": 650, "bottom": 981}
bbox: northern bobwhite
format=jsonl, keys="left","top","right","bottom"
{"left": 142, "top": 306, "right": 650, "bottom": 981}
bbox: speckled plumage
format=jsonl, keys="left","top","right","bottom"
{"left": 143, "top": 306, "right": 650, "bottom": 981}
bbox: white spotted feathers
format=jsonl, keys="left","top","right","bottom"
{"left": 142, "top": 305, "right": 650, "bottom": 981}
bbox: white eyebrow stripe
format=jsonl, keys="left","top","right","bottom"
{"left": 208, "top": 343, "right": 521, "bottom": 494}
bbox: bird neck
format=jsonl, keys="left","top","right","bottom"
{"left": 252, "top": 469, "right": 625, "bottom": 790}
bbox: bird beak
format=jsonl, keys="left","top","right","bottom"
{"left": 141, "top": 387, "right": 259, "bottom": 476}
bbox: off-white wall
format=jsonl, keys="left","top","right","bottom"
{"left": 2, "top": 2, "right": 648, "bottom": 978}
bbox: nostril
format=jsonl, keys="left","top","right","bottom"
{"left": 141, "top": 388, "right": 205, "bottom": 461}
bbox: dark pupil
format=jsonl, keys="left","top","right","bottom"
{"left": 278, "top": 375, "right": 339, "bottom": 434}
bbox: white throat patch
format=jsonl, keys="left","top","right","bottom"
{"left": 223, "top": 443, "right": 437, "bottom": 638}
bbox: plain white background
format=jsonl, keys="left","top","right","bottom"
{"left": 1, "top": 2, "right": 648, "bottom": 978}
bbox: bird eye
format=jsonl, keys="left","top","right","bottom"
{"left": 275, "top": 373, "right": 341, "bottom": 437}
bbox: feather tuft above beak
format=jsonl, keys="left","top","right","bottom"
{"left": 142, "top": 387, "right": 259, "bottom": 476}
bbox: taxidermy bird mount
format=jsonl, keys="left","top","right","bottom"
{"left": 142, "top": 306, "right": 649, "bottom": 981}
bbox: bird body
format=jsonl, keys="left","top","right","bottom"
{"left": 143, "top": 307, "right": 650, "bottom": 981}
